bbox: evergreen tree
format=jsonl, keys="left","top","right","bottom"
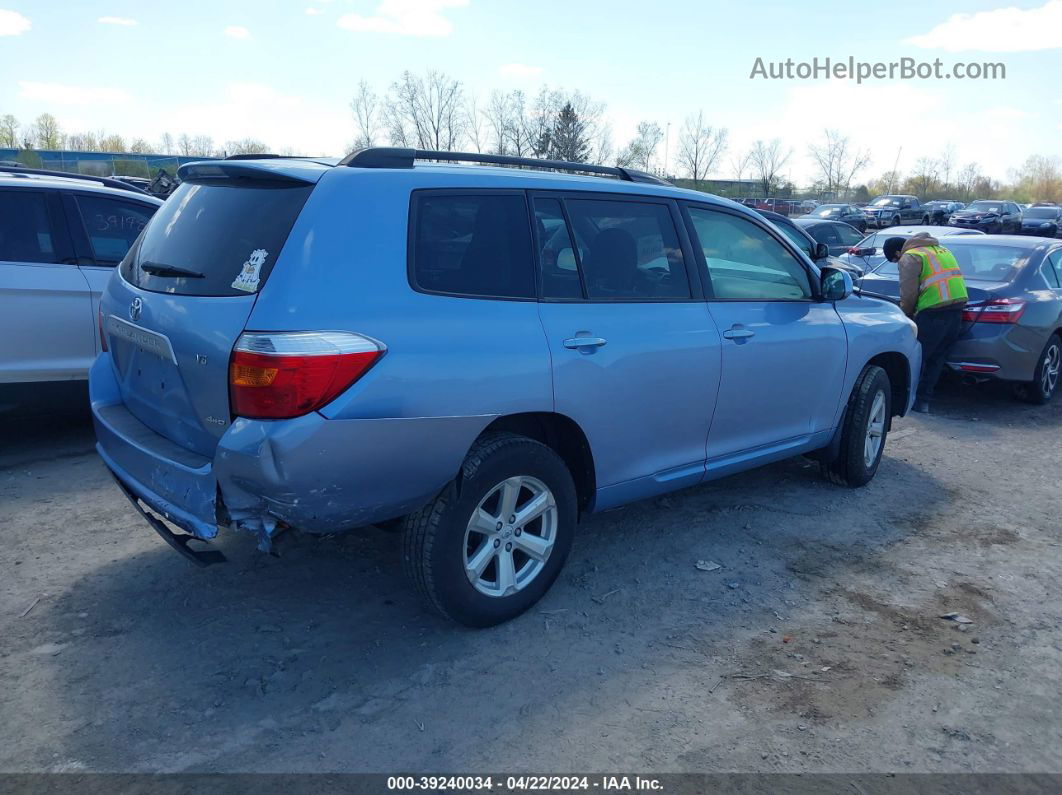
{"left": 549, "top": 102, "right": 590, "bottom": 163}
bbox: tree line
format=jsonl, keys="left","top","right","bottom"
{"left": 2, "top": 68, "right": 1059, "bottom": 203}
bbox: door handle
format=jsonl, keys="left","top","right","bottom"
{"left": 722, "top": 327, "right": 755, "bottom": 340}
{"left": 563, "top": 336, "right": 608, "bottom": 350}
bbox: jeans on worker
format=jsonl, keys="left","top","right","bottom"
{"left": 915, "top": 305, "right": 965, "bottom": 402}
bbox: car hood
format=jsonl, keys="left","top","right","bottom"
{"left": 1022, "top": 216, "right": 1059, "bottom": 225}
{"left": 952, "top": 209, "right": 997, "bottom": 219}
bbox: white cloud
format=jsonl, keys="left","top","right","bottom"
{"left": 19, "top": 80, "right": 132, "bottom": 106}
{"left": 905, "top": 0, "right": 1062, "bottom": 52}
{"left": 170, "top": 83, "right": 351, "bottom": 156}
{"left": 336, "top": 0, "right": 468, "bottom": 37}
{"left": 98, "top": 16, "right": 138, "bottom": 26}
{"left": 499, "top": 63, "right": 543, "bottom": 78}
{"left": 0, "top": 8, "right": 31, "bottom": 35}
{"left": 224, "top": 25, "right": 251, "bottom": 39}
{"left": 305, "top": 7, "right": 324, "bottom": 15}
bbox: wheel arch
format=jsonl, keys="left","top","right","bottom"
{"left": 866, "top": 351, "right": 911, "bottom": 418}
{"left": 477, "top": 412, "right": 596, "bottom": 513}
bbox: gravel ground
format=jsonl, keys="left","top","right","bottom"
{"left": 1, "top": 379, "right": 1060, "bottom": 774}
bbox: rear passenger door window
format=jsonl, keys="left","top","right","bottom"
{"left": 1049, "top": 251, "right": 1062, "bottom": 288}
{"left": 685, "top": 206, "right": 813, "bottom": 300}
{"left": 73, "top": 194, "right": 156, "bottom": 265}
{"left": 559, "top": 198, "right": 690, "bottom": 300}
{"left": 410, "top": 192, "right": 535, "bottom": 299}
{"left": 0, "top": 190, "right": 62, "bottom": 263}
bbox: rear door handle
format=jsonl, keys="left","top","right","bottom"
{"left": 563, "top": 336, "right": 608, "bottom": 350}
{"left": 722, "top": 327, "right": 755, "bottom": 340}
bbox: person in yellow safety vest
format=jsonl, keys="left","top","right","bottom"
{"left": 883, "top": 232, "right": 969, "bottom": 414}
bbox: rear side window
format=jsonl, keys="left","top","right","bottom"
{"left": 411, "top": 193, "right": 535, "bottom": 299}
{"left": 74, "top": 194, "right": 156, "bottom": 264}
{"left": 0, "top": 190, "right": 59, "bottom": 263}
{"left": 121, "top": 181, "right": 313, "bottom": 296}
{"left": 563, "top": 199, "right": 690, "bottom": 299}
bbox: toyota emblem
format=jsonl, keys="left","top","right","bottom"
{"left": 129, "top": 297, "right": 142, "bottom": 321}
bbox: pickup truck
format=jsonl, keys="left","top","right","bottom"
{"left": 861, "top": 195, "right": 930, "bottom": 229}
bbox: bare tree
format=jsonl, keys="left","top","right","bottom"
{"left": 807, "top": 129, "right": 870, "bottom": 199}
{"left": 128, "top": 138, "right": 152, "bottom": 154}
{"left": 223, "top": 138, "right": 270, "bottom": 156}
{"left": 350, "top": 80, "right": 380, "bottom": 150}
{"left": 32, "top": 113, "right": 63, "bottom": 149}
{"left": 383, "top": 70, "right": 465, "bottom": 151}
{"left": 66, "top": 131, "right": 99, "bottom": 151}
{"left": 98, "top": 133, "right": 126, "bottom": 153}
{"left": 177, "top": 133, "right": 193, "bottom": 156}
{"left": 464, "top": 93, "right": 486, "bottom": 153}
{"left": 159, "top": 132, "right": 175, "bottom": 154}
{"left": 906, "top": 156, "right": 940, "bottom": 199}
{"left": 617, "top": 121, "right": 663, "bottom": 172}
{"left": 939, "top": 143, "right": 956, "bottom": 193}
{"left": 190, "top": 135, "right": 215, "bottom": 156}
{"left": 730, "top": 148, "right": 753, "bottom": 181}
{"left": 676, "top": 110, "right": 728, "bottom": 185}
{"left": 749, "top": 139, "right": 791, "bottom": 197}
{"left": 0, "top": 115, "right": 20, "bottom": 148}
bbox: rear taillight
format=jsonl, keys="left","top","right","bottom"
{"left": 962, "top": 298, "right": 1026, "bottom": 324}
{"left": 98, "top": 305, "right": 108, "bottom": 352}
{"left": 229, "top": 331, "right": 384, "bottom": 419}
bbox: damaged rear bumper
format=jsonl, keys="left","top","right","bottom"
{"left": 90, "top": 355, "right": 494, "bottom": 556}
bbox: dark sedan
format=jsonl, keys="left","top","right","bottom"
{"left": 800, "top": 203, "right": 867, "bottom": 232}
{"left": 793, "top": 218, "right": 866, "bottom": 256}
{"left": 859, "top": 236, "right": 1062, "bottom": 403}
{"left": 756, "top": 209, "right": 863, "bottom": 275}
{"left": 1019, "top": 205, "right": 1062, "bottom": 238}
{"left": 922, "top": 200, "right": 964, "bottom": 225}
{"left": 949, "top": 200, "right": 1023, "bottom": 234}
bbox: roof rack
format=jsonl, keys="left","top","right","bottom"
{"left": 338, "top": 147, "right": 670, "bottom": 186}
{"left": 0, "top": 166, "right": 150, "bottom": 195}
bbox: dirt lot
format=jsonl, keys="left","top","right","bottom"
{"left": 1, "top": 379, "right": 1060, "bottom": 774}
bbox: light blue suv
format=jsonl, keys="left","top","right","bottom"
{"left": 90, "top": 149, "right": 920, "bottom": 626}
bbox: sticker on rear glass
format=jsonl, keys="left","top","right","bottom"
{"left": 232, "top": 249, "right": 269, "bottom": 293}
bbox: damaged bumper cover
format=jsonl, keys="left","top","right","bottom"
{"left": 90, "top": 355, "right": 492, "bottom": 558}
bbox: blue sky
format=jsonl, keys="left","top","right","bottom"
{"left": 1, "top": 0, "right": 1060, "bottom": 184}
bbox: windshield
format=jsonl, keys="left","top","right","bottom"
{"left": 120, "top": 181, "right": 313, "bottom": 297}
{"left": 1024, "top": 208, "right": 1059, "bottom": 219}
{"left": 774, "top": 222, "right": 814, "bottom": 258}
{"left": 870, "top": 197, "right": 901, "bottom": 207}
{"left": 813, "top": 205, "right": 842, "bottom": 217}
{"left": 968, "top": 201, "right": 1002, "bottom": 213}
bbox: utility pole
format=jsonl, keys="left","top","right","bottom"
{"left": 662, "top": 122, "right": 671, "bottom": 177}
{"left": 887, "top": 146, "right": 902, "bottom": 194}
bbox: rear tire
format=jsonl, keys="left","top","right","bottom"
{"left": 1015, "top": 335, "right": 1061, "bottom": 405}
{"left": 821, "top": 365, "right": 891, "bottom": 488}
{"left": 402, "top": 433, "right": 577, "bottom": 627}
{"left": 921, "top": 215, "right": 930, "bottom": 225}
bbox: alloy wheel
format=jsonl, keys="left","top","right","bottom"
{"left": 1043, "top": 343, "right": 1060, "bottom": 397}
{"left": 863, "top": 390, "right": 887, "bottom": 468}
{"left": 463, "top": 475, "right": 558, "bottom": 598}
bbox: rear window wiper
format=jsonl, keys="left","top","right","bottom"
{"left": 139, "top": 261, "right": 205, "bottom": 278}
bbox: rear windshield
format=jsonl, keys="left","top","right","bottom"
{"left": 875, "top": 243, "right": 1029, "bottom": 281}
{"left": 120, "top": 181, "right": 313, "bottom": 296}
{"left": 1025, "top": 207, "right": 1060, "bottom": 219}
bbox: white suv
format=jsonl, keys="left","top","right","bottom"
{"left": 0, "top": 168, "right": 162, "bottom": 403}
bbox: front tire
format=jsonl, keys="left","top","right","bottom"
{"left": 1015, "top": 335, "right": 1060, "bottom": 405}
{"left": 402, "top": 433, "right": 577, "bottom": 627}
{"left": 821, "top": 365, "right": 891, "bottom": 487}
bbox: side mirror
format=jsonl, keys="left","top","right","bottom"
{"left": 813, "top": 242, "right": 830, "bottom": 260}
{"left": 821, "top": 267, "right": 853, "bottom": 301}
